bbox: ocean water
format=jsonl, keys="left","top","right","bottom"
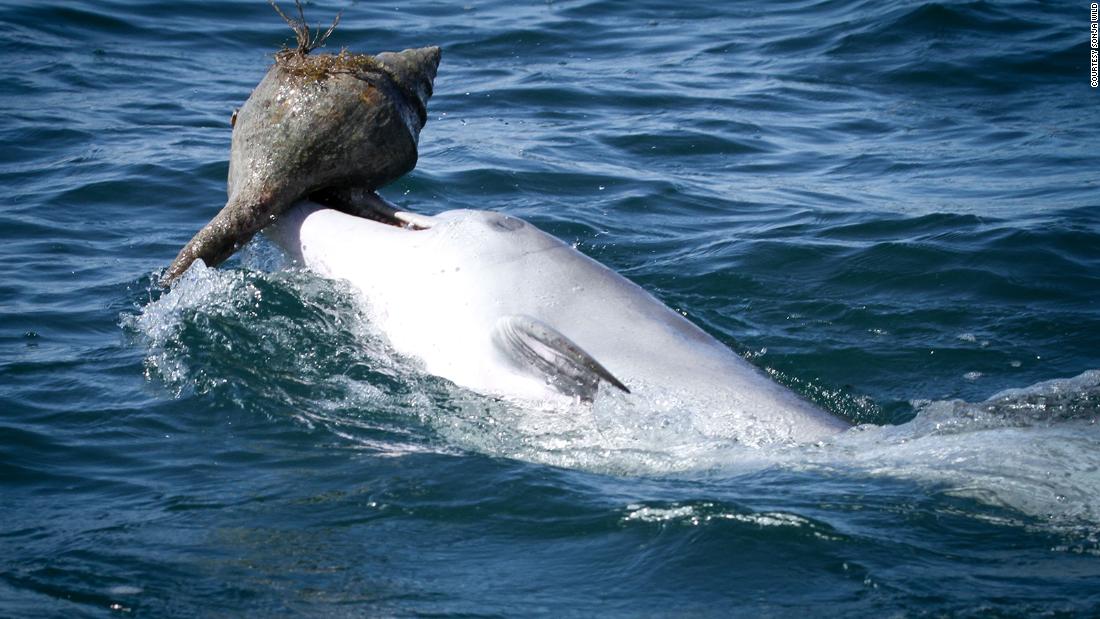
{"left": 2, "top": 0, "right": 1099, "bottom": 615}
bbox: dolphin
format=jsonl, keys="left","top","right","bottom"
{"left": 267, "top": 192, "right": 851, "bottom": 444}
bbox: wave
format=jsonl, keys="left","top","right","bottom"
{"left": 811, "top": 2, "right": 1082, "bottom": 92}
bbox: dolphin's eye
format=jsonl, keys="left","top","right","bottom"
{"left": 488, "top": 214, "right": 524, "bottom": 232}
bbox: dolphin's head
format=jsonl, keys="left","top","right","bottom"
{"left": 162, "top": 45, "right": 441, "bottom": 285}
{"left": 290, "top": 189, "right": 565, "bottom": 269}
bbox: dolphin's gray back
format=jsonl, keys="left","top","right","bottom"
{"left": 427, "top": 210, "right": 849, "bottom": 442}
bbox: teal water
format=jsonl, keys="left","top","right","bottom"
{"left": 3, "top": 0, "right": 1099, "bottom": 616}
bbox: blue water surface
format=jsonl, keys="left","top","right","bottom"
{"left": 2, "top": 0, "right": 1099, "bottom": 616}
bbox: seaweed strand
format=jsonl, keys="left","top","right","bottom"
{"left": 269, "top": 0, "right": 341, "bottom": 55}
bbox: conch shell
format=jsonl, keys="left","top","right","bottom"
{"left": 163, "top": 5, "right": 440, "bottom": 284}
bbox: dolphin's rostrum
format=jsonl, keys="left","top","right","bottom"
{"left": 163, "top": 3, "right": 440, "bottom": 284}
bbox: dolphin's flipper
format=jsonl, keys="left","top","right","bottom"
{"left": 492, "top": 315, "right": 630, "bottom": 401}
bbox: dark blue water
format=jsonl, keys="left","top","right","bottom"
{"left": 3, "top": 0, "right": 1099, "bottom": 615}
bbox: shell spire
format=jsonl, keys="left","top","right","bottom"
{"left": 376, "top": 46, "right": 442, "bottom": 124}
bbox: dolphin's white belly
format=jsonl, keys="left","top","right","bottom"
{"left": 269, "top": 201, "right": 849, "bottom": 443}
